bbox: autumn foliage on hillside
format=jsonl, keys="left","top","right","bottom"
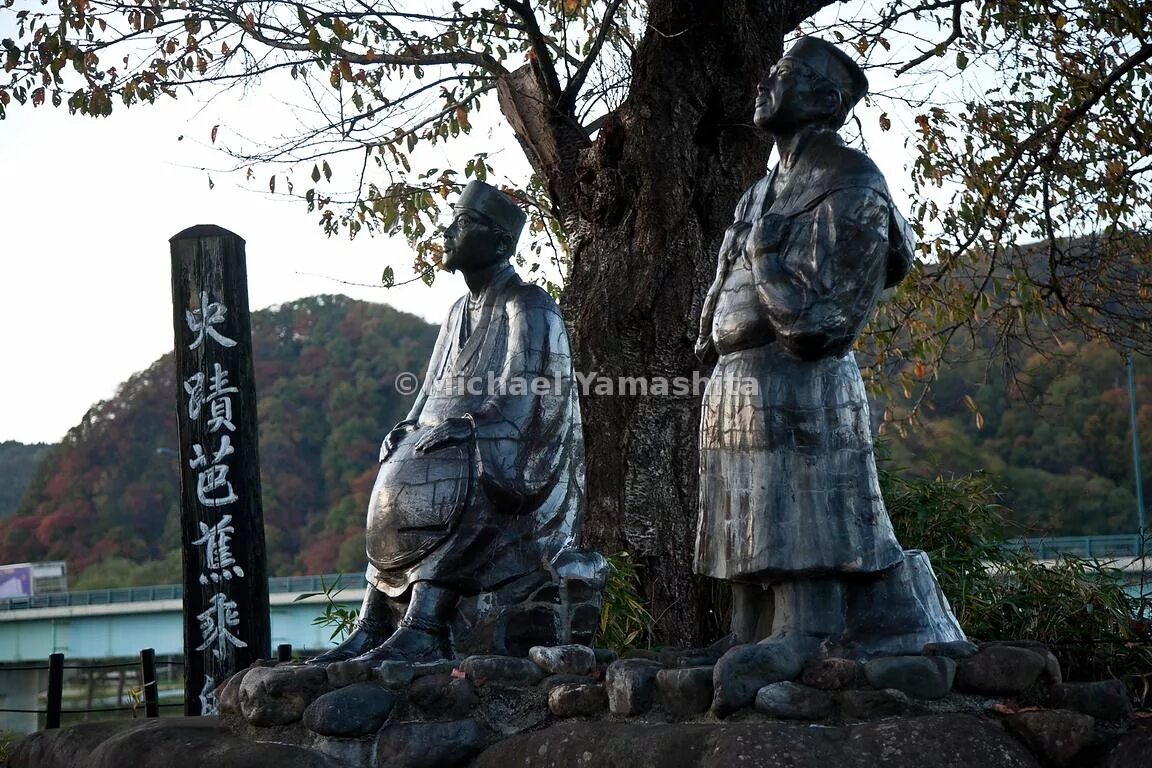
{"left": 0, "top": 296, "right": 437, "bottom": 586}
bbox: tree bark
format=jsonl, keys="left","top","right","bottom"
{"left": 565, "top": 1, "right": 831, "bottom": 646}
{"left": 499, "top": 0, "right": 832, "bottom": 646}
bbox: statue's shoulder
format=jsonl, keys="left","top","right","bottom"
{"left": 806, "top": 134, "right": 888, "bottom": 193}
{"left": 502, "top": 279, "right": 564, "bottom": 321}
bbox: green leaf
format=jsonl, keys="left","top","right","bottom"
{"left": 381, "top": 266, "right": 394, "bottom": 287}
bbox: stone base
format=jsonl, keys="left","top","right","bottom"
{"left": 10, "top": 639, "right": 1147, "bottom": 768}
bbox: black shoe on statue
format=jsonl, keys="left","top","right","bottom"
{"left": 307, "top": 617, "right": 394, "bottom": 664}
{"left": 347, "top": 626, "right": 453, "bottom": 665}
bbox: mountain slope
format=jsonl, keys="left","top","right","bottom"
{"left": 0, "top": 295, "right": 438, "bottom": 584}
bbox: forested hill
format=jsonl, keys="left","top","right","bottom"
{"left": 1, "top": 294, "right": 1146, "bottom": 590}
{"left": 0, "top": 296, "right": 438, "bottom": 587}
{"left": 883, "top": 337, "right": 1152, "bottom": 537}
{"left": 0, "top": 441, "right": 54, "bottom": 520}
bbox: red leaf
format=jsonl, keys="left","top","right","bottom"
{"left": 210, "top": 124, "right": 218, "bottom": 144}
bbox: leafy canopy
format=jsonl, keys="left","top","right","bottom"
{"left": 4, "top": 0, "right": 1151, "bottom": 383}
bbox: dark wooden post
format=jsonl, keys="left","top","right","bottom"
{"left": 277, "top": 643, "right": 293, "bottom": 662}
{"left": 45, "top": 652, "right": 63, "bottom": 729}
{"left": 140, "top": 648, "right": 159, "bottom": 718}
{"left": 170, "top": 225, "right": 271, "bottom": 716}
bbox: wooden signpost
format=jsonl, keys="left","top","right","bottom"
{"left": 170, "top": 225, "right": 270, "bottom": 715}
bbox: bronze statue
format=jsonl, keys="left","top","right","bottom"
{"left": 312, "top": 181, "right": 604, "bottom": 664}
{"left": 695, "top": 37, "right": 964, "bottom": 658}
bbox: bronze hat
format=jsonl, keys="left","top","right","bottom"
{"left": 783, "top": 37, "right": 869, "bottom": 109}
{"left": 453, "top": 180, "right": 527, "bottom": 244}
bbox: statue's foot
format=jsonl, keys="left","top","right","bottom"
{"left": 307, "top": 619, "right": 393, "bottom": 665}
{"left": 347, "top": 626, "right": 452, "bottom": 665}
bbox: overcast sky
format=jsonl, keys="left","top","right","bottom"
{"left": 0, "top": 10, "right": 919, "bottom": 446}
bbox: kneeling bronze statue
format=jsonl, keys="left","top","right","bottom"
{"left": 311, "top": 181, "right": 604, "bottom": 665}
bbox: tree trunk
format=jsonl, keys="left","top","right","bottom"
{"left": 558, "top": 1, "right": 829, "bottom": 646}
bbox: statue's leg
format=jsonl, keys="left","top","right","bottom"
{"left": 730, "top": 582, "right": 775, "bottom": 644}
{"left": 306, "top": 580, "right": 401, "bottom": 664}
{"left": 347, "top": 581, "right": 457, "bottom": 664}
{"left": 756, "top": 577, "right": 848, "bottom": 660}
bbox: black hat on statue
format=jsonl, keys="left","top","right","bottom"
{"left": 453, "top": 181, "right": 527, "bottom": 245}
{"left": 783, "top": 37, "right": 869, "bottom": 109}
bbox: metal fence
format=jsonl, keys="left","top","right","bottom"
{"left": 1002, "top": 534, "right": 1147, "bottom": 560}
{"left": 0, "top": 572, "right": 362, "bottom": 612}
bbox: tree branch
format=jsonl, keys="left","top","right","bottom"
{"left": 896, "top": 0, "right": 965, "bottom": 75}
{"left": 497, "top": 0, "right": 563, "bottom": 105}
{"left": 561, "top": 0, "right": 624, "bottom": 111}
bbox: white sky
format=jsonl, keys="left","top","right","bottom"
{"left": 0, "top": 12, "right": 919, "bottom": 446}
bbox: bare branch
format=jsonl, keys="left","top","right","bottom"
{"left": 561, "top": 0, "right": 624, "bottom": 111}
{"left": 896, "top": 0, "right": 965, "bottom": 75}
{"left": 497, "top": 0, "right": 563, "bottom": 105}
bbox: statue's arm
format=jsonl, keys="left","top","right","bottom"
{"left": 696, "top": 181, "right": 766, "bottom": 364}
{"left": 747, "top": 186, "right": 889, "bottom": 359}
{"left": 468, "top": 297, "right": 575, "bottom": 508}
{"left": 381, "top": 303, "right": 457, "bottom": 461}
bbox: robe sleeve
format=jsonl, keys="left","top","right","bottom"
{"left": 748, "top": 186, "right": 890, "bottom": 360}
{"left": 404, "top": 299, "right": 461, "bottom": 425}
{"left": 466, "top": 290, "right": 577, "bottom": 512}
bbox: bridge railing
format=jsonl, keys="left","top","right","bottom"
{"left": 1002, "top": 534, "right": 1147, "bottom": 560}
{"left": 0, "top": 572, "right": 363, "bottom": 612}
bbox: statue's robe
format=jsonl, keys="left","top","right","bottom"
{"left": 366, "top": 264, "right": 585, "bottom": 597}
{"left": 695, "top": 128, "right": 914, "bottom": 581}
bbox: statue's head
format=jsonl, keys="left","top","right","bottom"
{"left": 754, "top": 37, "right": 868, "bottom": 134}
{"left": 443, "top": 180, "right": 527, "bottom": 273}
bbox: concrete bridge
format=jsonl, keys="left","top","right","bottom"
{"left": 0, "top": 573, "right": 362, "bottom": 733}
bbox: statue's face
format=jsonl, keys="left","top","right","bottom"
{"left": 443, "top": 209, "right": 504, "bottom": 273}
{"left": 754, "top": 57, "right": 837, "bottom": 133}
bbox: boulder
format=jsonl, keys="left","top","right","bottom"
{"left": 8, "top": 718, "right": 337, "bottom": 768}
{"left": 711, "top": 643, "right": 804, "bottom": 716}
{"left": 863, "top": 655, "right": 956, "bottom": 699}
{"left": 323, "top": 660, "right": 375, "bottom": 689}
{"left": 956, "top": 646, "right": 1046, "bottom": 695}
{"left": 530, "top": 644, "right": 597, "bottom": 676}
{"left": 377, "top": 660, "right": 415, "bottom": 689}
{"left": 407, "top": 673, "right": 479, "bottom": 719}
{"left": 302, "top": 682, "right": 396, "bottom": 737}
{"left": 469, "top": 715, "right": 1042, "bottom": 768}
{"left": 605, "top": 659, "right": 664, "bottom": 716}
{"left": 375, "top": 719, "right": 489, "bottom": 768}
{"left": 922, "top": 640, "right": 979, "bottom": 659}
{"left": 540, "top": 673, "right": 598, "bottom": 693}
{"left": 1004, "top": 710, "right": 1094, "bottom": 768}
{"left": 216, "top": 668, "right": 251, "bottom": 715}
{"left": 461, "top": 655, "right": 547, "bottom": 688}
{"left": 837, "top": 688, "right": 912, "bottom": 719}
{"left": 548, "top": 683, "right": 608, "bottom": 717}
{"left": 656, "top": 667, "right": 714, "bottom": 717}
{"left": 800, "top": 657, "right": 860, "bottom": 690}
{"left": 981, "top": 641, "right": 1062, "bottom": 684}
{"left": 1100, "top": 727, "right": 1152, "bottom": 768}
{"left": 1048, "top": 680, "right": 1133, "bottom": 720}
{"left": 8, "top": 720, "right": 141, "bottom": 768}
{"left": 593, "top": 648, "right": 620, "bottom": 671}
{"left": 754, "top": 681, "right": 834, "bottom": 720}
{"left": 239, "top": 664, "right": 329, "bottom": 726}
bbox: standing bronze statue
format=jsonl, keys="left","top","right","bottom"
{"left": 695, "top": 37, "right": 964, "bottom": 659}
{"left": 312, "top": 181, "right": 605, "bottom": 665}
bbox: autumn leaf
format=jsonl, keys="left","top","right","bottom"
{"left": 210, "top": 124, "right": 218, "bottom": 144}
